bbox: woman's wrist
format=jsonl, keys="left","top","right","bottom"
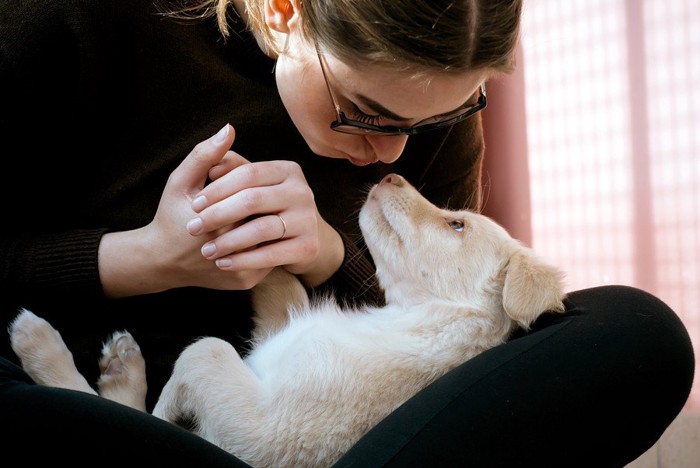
{"left": 98, "top": 228, "right": 170, "bottom": 298}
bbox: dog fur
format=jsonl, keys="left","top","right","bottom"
{"left": 9, "top": 173, "right": 566, "bottom": 467}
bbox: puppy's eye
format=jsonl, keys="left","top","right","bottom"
{"left": 446, "top": 219, "right": 465, "bottom": 232}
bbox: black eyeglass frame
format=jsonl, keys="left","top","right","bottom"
{"left": 315, "top": 42, "right": 487, "bottom": 136}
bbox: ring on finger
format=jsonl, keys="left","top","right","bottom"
{"left": 276, "top": 214, "right": 287, "bottom": 240}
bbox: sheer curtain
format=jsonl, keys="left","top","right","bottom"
{"left": 483, "top": 0, "right": 699, "bottom": 411}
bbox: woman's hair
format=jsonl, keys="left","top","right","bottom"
{"left": 157, "top": 0, "right": 522, "bottom": 74}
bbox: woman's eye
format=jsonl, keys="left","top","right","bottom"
{"left": 447, "top": 219, "right": 465, "bottom": 232}
{"left": 348, "top": 106, "right": 383, "bottom": 126}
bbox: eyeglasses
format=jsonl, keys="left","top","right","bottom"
{"left": 315, "top": 42, "right": 487, "bottom": 136}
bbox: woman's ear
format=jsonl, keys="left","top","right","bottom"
{"left": 264, "top": 0, "right": 301, "bottom": 33}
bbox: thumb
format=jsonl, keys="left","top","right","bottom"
{"left": 172, "top": 124, "right": 236, "bottom": 193}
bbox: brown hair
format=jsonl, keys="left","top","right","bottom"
{"left": 158, "top": 0, "right": 522, "bottom": 74}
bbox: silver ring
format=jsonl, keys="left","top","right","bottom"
{"left": 276, "top": 214, "right": 287, "bottom": 240}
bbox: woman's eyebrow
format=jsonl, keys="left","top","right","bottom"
{"left": 355, "top": 94, "right": 411, "bottom": 122}
{"left": 356, "top": 93, "right": 473, "bottom": 122}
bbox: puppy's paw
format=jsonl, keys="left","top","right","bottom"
{"left": 10, "top": 309, "right": 72, "bottom": 380}
{"left": 8, "top": 309, "right": 96, "bottom": 394}
{"left": 97, "top": 331, "right": 147, "bottom": 412}
{"left": 10, "top": 309, "right": 50, "bottom": 357}
{"left": 98, "top": 331, "right": 143, "bottom": 377}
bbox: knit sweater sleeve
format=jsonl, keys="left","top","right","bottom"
{"left": 0, "top": 230, "right": 109, "bottom": 303}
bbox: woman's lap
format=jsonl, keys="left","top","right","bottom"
{"left": 335, "top": 285, "right": 695, "bottom": 467}
{"left": 1, "top": 285, "right": 694, "bottom": 467}
{"left": 0, "top": 358, "right": 248, "bottom": 466}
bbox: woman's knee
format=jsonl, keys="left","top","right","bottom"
{"left": 564, "top": 285, "right": 695, "bottom": 415}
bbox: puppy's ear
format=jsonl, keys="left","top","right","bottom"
{"left": 502, "top": 250, "right": 566, "bottom": 329}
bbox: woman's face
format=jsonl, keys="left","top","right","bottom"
{"left": 274, "top": 33, "right": 489, "bottom": 166}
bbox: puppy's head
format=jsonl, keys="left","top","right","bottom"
{"left": 360, "top": 173, "right": 565, "bottom": 327}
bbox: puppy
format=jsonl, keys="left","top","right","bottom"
{"left": 10, "top": 173, "right": 565, "bottom": 468}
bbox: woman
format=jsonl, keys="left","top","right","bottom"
{"left": 0, "top": 0, "right": 694, "bottom": 466}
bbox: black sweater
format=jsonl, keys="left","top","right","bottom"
{"left": 0, "top": 0, "right": 485, "bottom": 409}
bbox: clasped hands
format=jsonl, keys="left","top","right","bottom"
{"left": 98, "top": 124, "right": 343, "bottom": 298}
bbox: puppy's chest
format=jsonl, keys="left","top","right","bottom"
{"left": 246, "top": 311, "right": 370, "bottom": 372}
{"left": 243, "top": 307, "right": 484, "bottom": 383}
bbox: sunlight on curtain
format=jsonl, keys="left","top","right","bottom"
{"left": 521, "top": 0, "right": 699, "bottom": 410}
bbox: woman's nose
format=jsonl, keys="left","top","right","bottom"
{"left": 365, "top": 134, "right": 409, "bottom": 164}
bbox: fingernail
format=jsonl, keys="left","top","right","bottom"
{"left": 216, "top": 258, "right": 232, "bottom": 268}
{"left": 192, "top": 195, "right": 208, "bottom": 213}
{"left": 213, "top": 124, "right": 229, "bottom": 144}
{"left": 201, "top": 243, "right": 216, "bottom": 258}
{"left": 186, "top": 218, "right": 203, "bottom": 235}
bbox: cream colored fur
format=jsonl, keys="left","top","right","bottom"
{"left": 9, "top": 173, "right": 565, "bottom": 468}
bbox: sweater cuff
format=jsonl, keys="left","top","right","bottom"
{"left": 19, "top": 228, "right": 108, "bottom": 298}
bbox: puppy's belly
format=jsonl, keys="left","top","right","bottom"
{"left": 243, "top": 306, "right": 476, "bottom": 417}
{"left": 240, "top": 307, "right": 484, "bottom": 465}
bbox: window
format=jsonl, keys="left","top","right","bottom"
{"left": 522, "top": 0, "right": 699, "bottom": 409}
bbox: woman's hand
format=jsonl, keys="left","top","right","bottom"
{"left": 99, "top": 124, "right": 270, "bottom": 297}
{"left": 98, "top": 123, "right": 344, "bottom": 298}
{"left": 188, "top": 139, "right": 344, "bottom": 289}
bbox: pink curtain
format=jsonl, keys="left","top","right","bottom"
{"left": 481, "top": 44, "right": 532, "bottom": 247}
{"left": 483, "top": 0, "right": 699, "bottom": 411}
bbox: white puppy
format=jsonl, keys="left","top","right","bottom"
{"left": 10, "top": 173, "right": 565, "bottom": 468}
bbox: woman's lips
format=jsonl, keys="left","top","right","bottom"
{"left": 348, "top": 157, "right": 377, "bottom": 166}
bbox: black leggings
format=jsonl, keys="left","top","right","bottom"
{"left": 0, "top": 286, "right": 694, "bottom": 467}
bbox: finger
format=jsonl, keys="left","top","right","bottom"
{"left": 170, "top": 124, "right": 236, "bottom": 195}
{"left": 200, "top": 214, "right": 292, "bottom": 260}
{"left": 214, "top": 241, "right": 295, "bottom": 272}
{"left": 208, "top": 150, "right": 251, "bottom": 182}
{"left": 194, "top": 160, "right": 299, "bottom": 211}
{"left": 188, "top": 183, "right": 297, "bottom": 235}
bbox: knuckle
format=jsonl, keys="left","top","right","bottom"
{"left": 297, "top": 184, "right": 315, "bottom": 201}
{"left": 263, "top": 251, "right": 283, "bottom": 268}
{"left": 300, "top": 238, "right": 320, "bottom": 257}
{"left": 199, "top": 204, "right": 222, "bottom": 228}
{"left": 241, "top": 190, "right": 263, "bottom": 212}
{"left": 249, "top": 218, "right": 270, "bottom": 237}
{"left": 282, "top": 160, "right": 302, "bottom": 173}
{"left": 237, "top": 163, "right": 261, "bottom": 184}
{"left": 301, "top": 212, "right": 318, "bottom": 230}
{"left": 190, "top": 143, "right": 208, "bottom": 162}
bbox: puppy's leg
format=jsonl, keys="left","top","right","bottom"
{"left": 250, "top": 267, "right": 309, "bottom": 338}
{"left": 9, "top": 309, "right": 97, "bottom": 395}
{"left": 153, "top": 337, "right": 265, "bottom": 455}
{"left": 96, "top": 331, "right": 147, "bottom": 412}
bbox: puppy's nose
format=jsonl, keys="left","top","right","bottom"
{"left": 381, "top": 173, "right": 404, "bottom": 187}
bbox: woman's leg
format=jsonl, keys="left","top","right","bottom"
{"left": 336, "top": 285, "right": 695, "bottom": 468}
{"left": 0, "top": 357, "right": 250, "bottom": 467}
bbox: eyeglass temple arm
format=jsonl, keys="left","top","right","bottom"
{"left": 315, "top": 43, "right": 343, "bottom": 117}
